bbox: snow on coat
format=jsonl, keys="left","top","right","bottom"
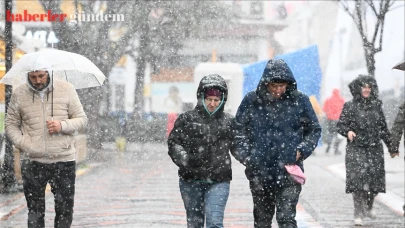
{"left": 232, "top": 59, "right": 321, "bottom": 187}
{"left": 337, "top": 75, "right": 394, "bottom": 193}
{"left": 167, "top": 74, "right": 234, "bottom": 182}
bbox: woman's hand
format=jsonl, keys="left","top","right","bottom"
{"left": 347, "top": 131, "right": 356, "bottom": 142}
{"left": 390, "top": 152, "right": 399, "bottom": 158}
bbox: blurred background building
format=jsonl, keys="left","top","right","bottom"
{"left": 0, "top": 0, "right": 404, "bottom": 139}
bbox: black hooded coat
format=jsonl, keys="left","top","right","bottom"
{"left": 337, "top": 75, "right": 395, "bottom": 193}
{"left": 167, "top": 74, "right": 234, "bottom": 182}
{"left": 232, "top": 59, "right": 321, "bottom": 187}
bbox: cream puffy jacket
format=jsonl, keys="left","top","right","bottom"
{"left": 5, "top": 79, "right": 88, "bottom": 164}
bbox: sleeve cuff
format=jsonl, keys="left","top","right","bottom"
{"left": 60, "top": 121, "right": 68, "bottom": 133}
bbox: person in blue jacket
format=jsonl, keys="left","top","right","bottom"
{"left": 232, "top": 59, "right": 321, "bottom": 228}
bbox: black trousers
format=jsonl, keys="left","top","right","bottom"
{"left": 250, "top": 179, "right": 302, "bottom": 228}
{"left": 21, "top": 160, "right": 76, "bottom": 228}
{"left": 352, "top": 190, "right": 376, "bottom": 218}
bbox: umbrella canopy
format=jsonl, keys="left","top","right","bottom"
{"left": 392, "top": 59, "right": 405, "bottom": 71}
{"left": 0, "top": 49, "right": 106, "bottom": 89}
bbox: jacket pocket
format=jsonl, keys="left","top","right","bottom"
{"left": 21, "top": 136, "right": 45, "bottom": 158}
{"left": 63, "top": 135, "right": 73, "bottom": 149}
{"left": 48, "top": 135, "right": 72, "bottom": 150}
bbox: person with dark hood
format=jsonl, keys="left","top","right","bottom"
{"left": 337, "top": 75, "right": 398, "bottom": 226}
{"left": 5, "top": 70, "right": 88, "bottom": 228}
{"left": 232, "top": 59, "right": 321, "bottom": 228}
{"left": 168, "top": 74, "right": 234, "bottom": 228}
{"left": 323, "top": 88, "right": 345, "bottom": 155}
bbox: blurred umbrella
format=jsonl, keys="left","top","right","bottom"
{"left": 0, "top": 49, "right": 106, "bottom": 89}
{"left": 392, "top": 59, "right": 405, "bottom": 71}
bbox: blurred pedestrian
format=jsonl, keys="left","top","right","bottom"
{"left": 391, "top": 61, "right": 405, "bottom": 216}
{"left": 391, "top": 102, "right": 405, "bottom": 154}
{"left": 164, "top": 86, "right": 182, "bottom": 138}
{"left": 232, "top": 59, "right": 321, "bottom": 228}
{"left": 322, "top": 89, "right": 345, "bottom": 155}
{"left": 168, "top": 74, "right": 235, "bottom": 228}
{"left": 5, "top": 70, "right": 88, "bottom": 228}
{"left": 337, "top": 75, "right": 398, "bottom": 226}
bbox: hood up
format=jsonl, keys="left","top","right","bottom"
{"left": 27, "top": 69, "right": 53, "bottom": 93}
{"left": 348, "top": 75, "right": 379, "bottom": 102}
{"left": 196, "top": 74, "right": 228, "bottom": 116}
{"left": 256, "top": 59, "right": 297, "bottom": 102}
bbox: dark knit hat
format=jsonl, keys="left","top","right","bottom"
{"left": 205, "top": 88, "right": 222, "bottom": 97}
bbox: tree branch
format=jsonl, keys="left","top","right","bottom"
{"left": 371, "top": 13, "right": 381, "bottom": 44}
{"left": 375, "top": 0, "right": 395, "bottom": 53}
{"left": 388, "top": 0, "right": 396, "bottom": 8}
{"left": 375, "top": 19, "right": 384, "bottom": 53}
{"left": 354, "top": 0, "right": 369, "bottom": 46}
{"left": 365, "top": 0, "right": 378, "bottom": 16}
{"left": 340, "top": 0, "right": 356, "bottom": 20}
{"left": 379, "top": 0, "right": 384, "bottom": 15}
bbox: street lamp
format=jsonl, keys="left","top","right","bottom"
{"left": 2, "top": 0, "right": 17, "bottom": 192}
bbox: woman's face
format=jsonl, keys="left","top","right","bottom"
{"left": 361, "top": 84, "right": 371, "bottom": 98}
{"left": 204, "top": 96, "right": 221, "bottom": 113}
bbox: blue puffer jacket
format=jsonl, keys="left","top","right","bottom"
{"left": 232, "top": 59, "right": 321, "bottom": 187}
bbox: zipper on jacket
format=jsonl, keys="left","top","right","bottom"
{"left": 41, "top": 98, "right": 48, "bottom": 156}
{"left": 204, "top": 120, "right": 213, "bottom": 179}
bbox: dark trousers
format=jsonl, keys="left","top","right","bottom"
{"left": 352, "top": 191, "right": 376, "bottom": 218}
{"left": 21, "top": 160, "right": 76, "bottom": 228}
{"left": 250, "top": 180, "right": 302, "bottom": 228}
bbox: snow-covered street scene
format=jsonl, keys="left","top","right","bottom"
{"left": 0, "top": 1, "right": 404, "bottom": 227}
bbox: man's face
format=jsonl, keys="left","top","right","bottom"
{"left": 28, "top": 71, "right": 48, "bottom": 91}
{"left": 204, "top": 96, "right": 221, "bottom": 113}
{"left": 267, "top": 82, "right": 288, "bottom": 99}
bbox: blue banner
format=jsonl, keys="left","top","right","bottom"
{"left": 242, "top": 45, "right": 322, "bottom": 101}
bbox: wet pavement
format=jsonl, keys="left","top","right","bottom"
{"left": 1, "top": 141, "right": 404, "bottom": 227}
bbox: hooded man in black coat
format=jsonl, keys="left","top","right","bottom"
{"left": 233, "top": 59, "right": 321, "bottom": 228}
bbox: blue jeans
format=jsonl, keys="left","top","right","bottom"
{"left": 179, "top": 179, "right": 230, "bottom": 228}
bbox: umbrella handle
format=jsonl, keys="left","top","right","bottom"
{"left": 51, "top": 71, "right": 54, "bottom": 119}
